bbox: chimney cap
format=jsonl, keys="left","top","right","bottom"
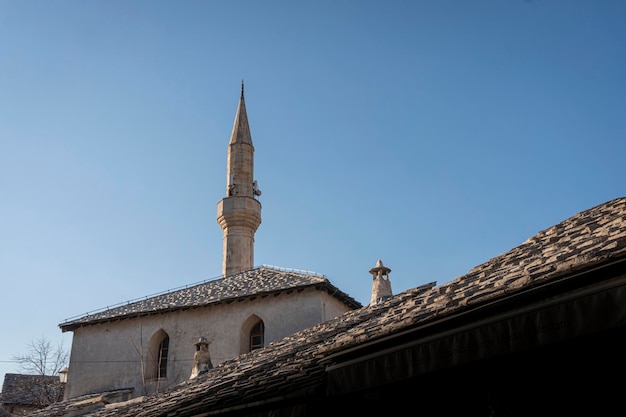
{"left": 195, "top": 336, "right": 209, "bottom": 346}
{"left": 369, "top": 259, "right": 391, "bottom": 275}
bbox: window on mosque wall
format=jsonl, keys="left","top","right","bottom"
{"left": 250, "top": 320, "right": 264, "bottom": 351}
{"left": 240, "top": 314, "right": 265, "bottom": 354}
{"left": 146, "top": 329, "right": 170, "bottom": 380}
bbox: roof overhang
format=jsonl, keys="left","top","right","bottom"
{"left": 324, "top": 257, "right": 626, "bottom": 395}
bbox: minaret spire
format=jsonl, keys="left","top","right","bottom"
{"left": 216, "top": 84, "right": 262, "bottom": 276}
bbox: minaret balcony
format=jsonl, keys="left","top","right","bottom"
{"left": 217, "top": 196, "right": 262, "bottom": 231}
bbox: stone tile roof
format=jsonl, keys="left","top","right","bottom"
{"left": 60, "top": 266, "right": 361, "bottom": 331}
{"left": 37, "top": 196, "right": 626, "bottom": 417}
{"left": 1, "top": 374, "right": 63, "bottom": 408}
{"left": 23, "top": 389, "right": 134, "bottom": 417}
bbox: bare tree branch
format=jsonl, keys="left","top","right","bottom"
{"left": 9, "top": 336, "right": 68, "bottom": 409}
{"left": 12, "top": 336, "right": 69, "bottom": 376}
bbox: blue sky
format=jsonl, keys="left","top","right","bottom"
{"left": 1, "top": 0, "right": 625, "bottom": 382}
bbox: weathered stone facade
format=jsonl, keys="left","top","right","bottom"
{"left": 63, "top": 283, "right": 353, "bottom": 399}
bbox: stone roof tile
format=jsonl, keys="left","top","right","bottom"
{"left": 1, "top": 374, "right": 63, "bottom": 408}
{"left": 60, "top": 266, "right": 361, "bottom": 331}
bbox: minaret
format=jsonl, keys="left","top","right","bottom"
{"left": 369, "top": 260, "right": 392, "bottom": 305}
{"left": 216, "top": 82, "right": 262, "bottom": 276}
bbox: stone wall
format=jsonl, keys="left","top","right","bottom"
{"left": 64, "top": 287, "right": 351, "bottom": 399}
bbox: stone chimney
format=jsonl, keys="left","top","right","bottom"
{"left": 190, "top": 336, "right": 213, "bottom": 379}
{"left": 369, "top": 259, "right": 392, "bottom": 305}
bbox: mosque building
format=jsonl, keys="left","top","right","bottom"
{"left": 58, "top": 84, "right": 374, "bottom": 400}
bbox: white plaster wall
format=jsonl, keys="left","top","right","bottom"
{"left": 64, "top": 288, "right": 354, "bottom": 399}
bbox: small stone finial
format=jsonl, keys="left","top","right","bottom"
{"left": 241, "top": 79, "right": 244, "bottom": 98}
{"left": 190, "top": 336, "right": 213, "bottom": 379}
{"left": 369, "top": 259, "right": 393, "bottom": 305}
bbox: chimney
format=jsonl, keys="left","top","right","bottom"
{"left": 369, "top": 259, "right": 392, "bottom": 305}
{"left": 190, "top": 336, "right": 213, "bottom": 379}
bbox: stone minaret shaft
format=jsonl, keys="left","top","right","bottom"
{"left": 216, "top": 83, "right": 262, "bottom": 276}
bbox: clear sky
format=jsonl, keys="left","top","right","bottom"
{"left": 1, "top": 0, "right": 625, "bottom": 383}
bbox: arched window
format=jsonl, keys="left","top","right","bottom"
{"left": 240, "top": 315, "right": 265, "bottom": 354}
{"left": 250, "top": 319, "right": 264, "bottom": 351}
{"left": 147, "top": 330, "right": 170, "bottom": 380}
{"left": 158, "top": 336, "right": 169, "bottom": 378}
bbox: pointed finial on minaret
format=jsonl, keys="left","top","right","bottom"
{"left": 241, "top": 79, "right": 244, "bottom": 98}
